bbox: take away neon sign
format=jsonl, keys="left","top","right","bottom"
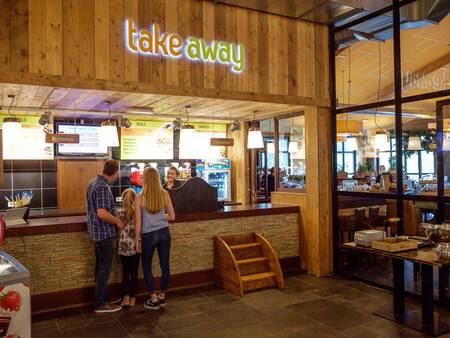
{"left": 125, "top": 19, "right": 244, "bottom": 73}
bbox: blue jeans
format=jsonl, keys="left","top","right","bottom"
{"left": 141, "top": 227, "right": 171, "bottom": 294}
{"left": 94, "top": 236, "right": 116, "bottom": 309}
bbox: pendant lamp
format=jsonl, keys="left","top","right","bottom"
{"left": 180, "top": 106, "right": 197, "bottom": 156}
{"left": 443, "top": 133, "right": 450, "bottom": 152}
{"left": 407, "top": 136, "right": 421, "bottom": 150}
{"left": 267, "top": 142, "right": 275, "bottom": 153}
{"left": 345, "top": 135, "right": 358, "bottom": 151}
{"left": 298, "top": 139, "right": 306, "bottom": 159}
{"left": 373, "top": 131, "right": 389, "bottom": 151}
{"left": 100, "top": 120, "right": 119, "bottom": 147}
{"left": 288, "top": 141, "right": 298, "bottom": 153}
{"left": 101, "top": 101, "right": 119, "bottom": 147}
{"left": 2, "top": 95, "right": 23, "bottom": 152}
{"left": 247, "top": 111, "right": 263, "bottom": 149}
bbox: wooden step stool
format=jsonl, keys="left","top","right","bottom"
{"left": 214, "top": 232, "right": 284, "bottom": 296}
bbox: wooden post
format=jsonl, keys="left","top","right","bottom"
{"left": 305, "top": 106, "right": 333, "bottom": 276}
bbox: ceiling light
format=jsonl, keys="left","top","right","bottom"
{"left": 407, "top": 136, "right": 421, "bottom": 150}
{"left": 373, "top": 131, "right": 389, "bottom": 151}
{"left": 288, "top": 141, "right": 298, "bottom": 153}
{"left": 247, "top": 112, "right": 263, "bottom": 149}
{"left": 345, "top": 135, "right": 358, "bottom": 151}
{"left": 230, "top": 121, "right": 241, "bottom": 132}
{"left": 39, "top": 112, "right": 51, "bottom": 126}
{"left": 127, "top": 107, "right": 155, "bottom": 114}
{"left": 100, "top": 120, "right": 119, "bottom": 147}
{"left": 180, "top": 124, "right": 196, "bottom": 154}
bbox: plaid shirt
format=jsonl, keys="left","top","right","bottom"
{"left": 86, "top": 175, "right": 117, "bottom": 242}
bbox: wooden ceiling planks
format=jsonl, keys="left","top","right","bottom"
{"left": 0, "top": 83, "right": 304, "bottom": 120}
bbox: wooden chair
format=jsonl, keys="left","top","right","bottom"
{"left": 386, "top": 199, "right": 423, "bottom": 236}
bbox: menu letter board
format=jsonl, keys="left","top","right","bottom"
{"left": 1, "top": 115, "right": 54, "bottom": 160}
{"left": 120, "top": 121, "right": 173, "bottom": 160}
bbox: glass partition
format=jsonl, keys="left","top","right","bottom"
{"left": 277, "top": 114, "right": 306, "bottom": 191}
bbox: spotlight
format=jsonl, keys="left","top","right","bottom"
{"left": 120, "top": 117, "right": 131, "bottom": 128}
{"left": 39, "top": 112, "right": 51, "bottom": 126}
{"left": 230, "top": 121, "right": 241, "bottom": 132}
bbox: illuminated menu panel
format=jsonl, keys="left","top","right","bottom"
{"left": 120, "top": 121, "right": 173, "bottom": 160}
{"left": 1, "top": 115, "right": 54, "bottom": 160}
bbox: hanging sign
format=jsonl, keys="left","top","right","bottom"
{"left": 210, "top": 138, "right": 234, "bottom": 146}
{"left": 125, "top": 19, "right": 244, "bottom": 73}
{"left": 45, "top": 133, "right": 80, "bottom": 144}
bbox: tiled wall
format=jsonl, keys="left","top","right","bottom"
{"left": 0, "top": 160, "right": 57, "bottom": 211}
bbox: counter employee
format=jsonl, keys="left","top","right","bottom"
{"left": 163, "top": 166, "right": 182, "bottom": 190}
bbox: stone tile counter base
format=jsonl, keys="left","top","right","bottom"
{"left": 2, "top": 213, "right": 299, "bottom": 312}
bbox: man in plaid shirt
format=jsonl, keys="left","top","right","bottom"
{"left": 87, "top": 160, "right": 124, "bottom": 313}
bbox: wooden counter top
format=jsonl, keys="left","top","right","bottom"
{"left": 4, "top": 203, "right": 299, "bottom": 237}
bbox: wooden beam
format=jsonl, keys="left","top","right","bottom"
{"left": 6, "top": 71, "right": 330, "bottom": 107}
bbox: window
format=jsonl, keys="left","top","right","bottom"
{"left": 337, "top": 142, "right": 356, "bottom": 175}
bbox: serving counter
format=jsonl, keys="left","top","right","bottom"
{"left": 2, "top": 204, "right": 301, "bottom": 313}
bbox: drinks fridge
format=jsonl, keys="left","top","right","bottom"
{"left": 0, "top": 251, "right": 31, "bottom": 338}
{"left": 196, "top": 159, "right": 231, "bottom": 201}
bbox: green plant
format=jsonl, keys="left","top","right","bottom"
{"left": 388, "top": 156, "right": 396, "bottom": 172}
{"left": 356, "top": 162, "right": 373, "bottom": 175}
{"left": 337, "top": 164, "right": 345, "bottom": 172}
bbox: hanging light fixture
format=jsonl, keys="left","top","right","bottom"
{"left": 180, "top": 106, "right": 197, "bottom": 155}
{"left": 407, "top": 136, "right": 421, "bottom": 150}
{"left": 267, "top": 142, "right": 275, "bottom": 153}
{"left": 2, "top": 95, "right": 22, "bottom": 150}
{"left": 345, "top": 135, "right": 358, "bottom": 151}
{"left": 373, "top": 130, "right": 389, "bottom": 150}
{"left": 443, "top": 133, "right": 450, "bottom": 152}
{"left": 247, "top": 110, "right": 263, "bottom": 149}
{"left": 100, "top": 101, "right": 119, "bottom": 147}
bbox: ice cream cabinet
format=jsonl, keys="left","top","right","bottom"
{"left": 196, "top": 159, "right": 231, "bottom": 201}
{"left": 0, "top": 251, "right": 31, "bottom": 338}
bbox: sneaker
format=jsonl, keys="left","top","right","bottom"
{"left": 95, "top": 304, "right": 122, "bottom": 313}
{"left": 158, "top": 296, "right": 166, "bottom": 308}
{"left": 108, "top": 297, "right": 122, "bottom": 305}
{"left": 121, "top": 296, "right": 130, "bottom": 307}
{"left": 129, "top": 297, "right": 136, "bottom": 306}
{"left": 144, "top": 299, "right": 160, "bottom": 310}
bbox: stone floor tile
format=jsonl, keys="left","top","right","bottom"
{"left": 286, "top": 298, "right": 336, "bottom": 314}
{"left": 303, "top": 304, "right": 378, "bottom": 331}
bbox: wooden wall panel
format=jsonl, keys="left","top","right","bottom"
{"left": 29, "top": 0, "right": 46, "bottom": 74}
{"left": 79, "top": 0, "right": 95, "bottom": 79}
{"left": 62, "top": 0, "right": 80, "bottom": 77}
{"left": 11, "top": 0, "right": 29, "bottom": 74}
{"left": 0, "top": 0, "right": 11, "bottom": 79}
{"left": 4, "top": 0, "right": 330, "bottom": 107}
{"left": 45, "top": 0, "right": 63, "bottom": 76}
{"left": 165, "top": 0, "right": 178, "bottom": 86}
{"left": 57, "top": 159, "right": 105, "bottom": 210}
{"left": 95, "top": 0, "right": 111, "bottom": 80}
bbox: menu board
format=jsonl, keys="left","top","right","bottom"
{"left": 120, "top": 121, "right": 173, "bottom": 160}
{"left": 1, "top": 115, "right": 54, "bottom": 160}
{"left": 179, "top": 123, "right": 227, "bottom": 159}
{"left": 57, "top": 124, "right": 108, "bottom": 155}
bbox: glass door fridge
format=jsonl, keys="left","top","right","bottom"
{"left": 0, "top": 251, "right": 31, "bottom": 338}
{"left": 203, "top": 159, "right": 231, "bottom": 201}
